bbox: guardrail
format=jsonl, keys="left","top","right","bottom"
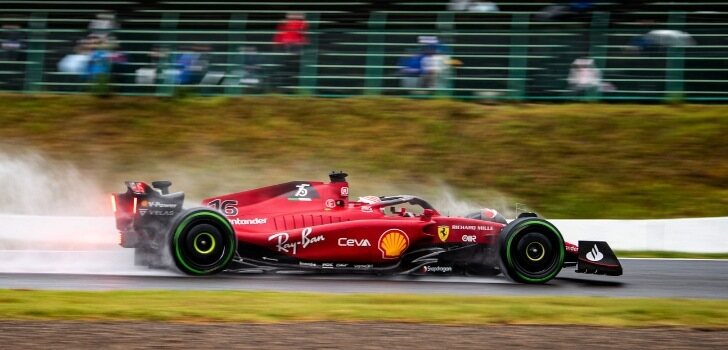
{"left": 553, "top": 217, "right": 728, "bottom": 253}
{"left": 0, "top": 214, "right": 726, "bottom": 252}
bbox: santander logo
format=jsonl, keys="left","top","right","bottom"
{"left": 586, "top": 245, "right": 604, "bottom": 262}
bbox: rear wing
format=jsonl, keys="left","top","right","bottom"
{"left": 111, "top": 181, "right": 185, "bottom": 247}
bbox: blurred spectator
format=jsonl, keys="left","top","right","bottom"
{"left": 536, "top": 0, "right": 595, "bottom": 21}
{"left": 238, "top": 46, "right": 263, "bottom": 86}
{"left": 449, "top": 0, "right": 469, "bottom": 11}
{"left": 567, "top": 57, "right": 614, "bottom": 96}
{"left": 419, "top": 35, "right": 443, "bottom": 52}
{"left": 421, "top": 46, "right": 449, "bottom": 90}
{"left": 449, "top": 0, "right": 499, "bottom": 13}
{"left": 399, "top": 36, "right": 461, "bottom": 93}
{"left": 273, "top": 12, "right": 309, "bottom": 91}
{"left": 628, "top": 29, "right": 696, "bottom": 54}
{"left": 470, "top": 2, "right": 499, "bottom": 13}
{"left": 274, "top": 12, "right": 308, "bottom": 53}
{"left": 420, "top": 36, "right": 460, "bottom": 90}
{"left": 58, "top": 39, "right": 91, "bottom": 75}
{"left": 1, "top": 24, "right": 24, "bottom": 61}
{"left": 55, "top": 11, "right": 123, "bottom": 93}
{"left": 174, "top": 47, "right": 209, "bottom": 85}
{"left": 85, "top": 36, "right": 112, "bottom": 82}
{"left": 57, "top": 33, "right": 125, "bottom": 94}
{"left": 398, "top": 50, "right": 423, "bottom": 90}
{"left": 135, "top": 46, "right": 167, "bottom": 85}
{"left": 88, "top": 12, "right": 118, "bottom": 39}
{"left": 222, "top": 46, "right": 264, "bottom": 91}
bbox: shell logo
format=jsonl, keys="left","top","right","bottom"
{"left": 378, "top": 229, "right": 409, "bottom": 259}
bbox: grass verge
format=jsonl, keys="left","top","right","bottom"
{"left": 0, "top": 290, "right": 726, "bottom": 327}
{"left": 1, "top": 94, "right": 727, "bottom": 218}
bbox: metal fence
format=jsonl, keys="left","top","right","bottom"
{"left": 1, "top": 10, "right": 726, "bottom": 101}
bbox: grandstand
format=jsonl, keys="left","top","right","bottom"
{"left": 0, "top": 0, "right": 726, "bottom": 101}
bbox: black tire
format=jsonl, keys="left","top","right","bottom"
{"left": 497, "top": 217, "right": 565, "bottom": 284}
{"left": 169, "top": 208, "right": 237, "bottom": 275}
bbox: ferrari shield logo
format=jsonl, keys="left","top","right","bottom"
{"left": 437, "top": 226, "right": 450, "bottom": 242}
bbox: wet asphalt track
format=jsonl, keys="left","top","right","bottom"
{"left": 0, "top": 258, "right": 726, "bottom": 299}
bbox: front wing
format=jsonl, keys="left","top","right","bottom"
{"left": 575, "top": 241, "right": 623, "bottom": 276}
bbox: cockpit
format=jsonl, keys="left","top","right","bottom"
{"left": 360, "top": 195, "right": 438, "bottom": 218}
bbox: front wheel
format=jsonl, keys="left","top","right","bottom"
{"left": 169, "top": 208, "right": 237, "bottom": 275}
{"left": 498, "top": 217, "right": 565, "bottom": 284}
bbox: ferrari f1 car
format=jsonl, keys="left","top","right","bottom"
{"left": 112, "top": 172, "right": 622, "bottom": 284}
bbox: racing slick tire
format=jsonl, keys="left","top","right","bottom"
{"left": 497, "top": 217, "right": 565, "bottom": 284}
{"left": 168, "top": 208, "right": 237, "bottom": 276}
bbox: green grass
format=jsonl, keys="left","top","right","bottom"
{"left": 0, "top": 290, "right": 726, "bottom": 327}
{"left": 616, "top": 251, "right": 728, "bottom": 259}
{"left": 1, "top": 94, "right": 727, "bottom": 219}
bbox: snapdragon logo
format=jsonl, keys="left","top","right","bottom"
{"left": 586, "top": 245, "right": 604, "bottom": 262}
{"left": 230, "top": 218, "right": 267, "bottom": 225}
{"left": 423, "top": 266, "right": 453, "bottom": 273}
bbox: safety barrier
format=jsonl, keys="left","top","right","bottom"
{"left": 0, "top": 214, "right": 726, "bottom": 252}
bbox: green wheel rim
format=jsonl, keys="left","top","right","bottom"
{"left": 193, "top": 232, "right": 216, "bottom": 255}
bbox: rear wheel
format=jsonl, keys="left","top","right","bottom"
{"left": 498, "top": 218, "right": 564, "bottom": 284}
{"left": 169, "top": 209, "right": 237, "bottom": 275}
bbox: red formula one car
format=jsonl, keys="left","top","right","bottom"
{"left": 112, "top": 172, "right": 622, "bottom": 284}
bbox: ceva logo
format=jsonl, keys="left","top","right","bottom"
{"left": 586, "top": 245, "right": 604, "bottom": 262}
{"left": 338, "top": 238, "right": 371, "bottom": 247}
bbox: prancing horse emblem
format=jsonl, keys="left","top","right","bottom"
{"left": 437, "top": 226, "right": 450, "bottom": 242}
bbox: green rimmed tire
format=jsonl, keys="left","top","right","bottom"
{"left": 169, "top": 208, "right": 237, "bottom": 275}
{"left": 498, "top": 217, "right": 565, "bottom": 284}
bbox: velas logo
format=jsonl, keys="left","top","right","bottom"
{"left": 378, "top": 229, "right": 409, "bottom": 259}
{"left": 437, "top": 226, "right": 449, "bottom": 242}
